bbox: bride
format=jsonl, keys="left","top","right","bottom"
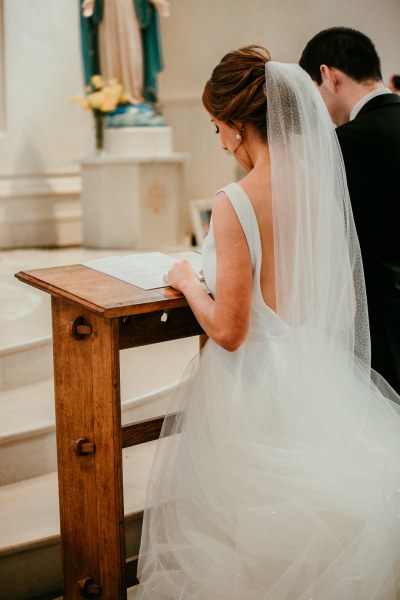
{"left": 136, "top": 46, "right": 400, "bottom": 599}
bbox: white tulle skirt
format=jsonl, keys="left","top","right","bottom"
{"left": 137, "top": 336, "right": 400, "bottom": 599}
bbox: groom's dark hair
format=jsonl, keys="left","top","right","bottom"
{"left": 299, "top": 27, "right": 382, "bottom": 85}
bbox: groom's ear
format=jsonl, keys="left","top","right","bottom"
{"left": 320, "top": 65, "right": 338, "bottom": 92}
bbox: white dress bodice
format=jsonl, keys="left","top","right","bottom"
{"left": 201, "top": 182, "right": 288, "bottom": 338}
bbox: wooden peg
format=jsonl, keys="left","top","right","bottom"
{"left": 73, "top": 438, "right": 96, "bottom": 456}
{"left": 70, "top": 317, "right": 92, "bottom": 340}
{"left": 76, "top": 324, "right": 92, "bottom": 335}
{"left": 78, "top": 576, "right": 102, "bottom": 597}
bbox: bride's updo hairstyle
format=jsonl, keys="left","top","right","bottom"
{"left": 202, "top": 45, "right": 271, "bottom": 141}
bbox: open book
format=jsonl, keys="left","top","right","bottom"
{"left": 82, "top": 251, "right": 204, "bottom": 290}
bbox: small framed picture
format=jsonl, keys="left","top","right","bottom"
{"left": 190, "top": 199, "right": 213, "bottom": 245}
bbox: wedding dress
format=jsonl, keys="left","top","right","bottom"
{"left": 137, "top": 63, "right": 400, "bottom": 599}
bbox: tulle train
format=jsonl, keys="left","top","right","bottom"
{"left": 137, "top": 338, "right": 400, "bottom": 599}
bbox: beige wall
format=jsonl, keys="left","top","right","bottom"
{"left": 0, "top": 1, "right": 86, "bottom": 247}
{"left": 160, "top": 0, "right": 400, "bottom": 97}
{"left": 0, "top": 1, "right": 88, "bottom": 175}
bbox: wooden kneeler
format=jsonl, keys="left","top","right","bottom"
{"left": 16, "top": 264, "right": 207, "bottom": 600}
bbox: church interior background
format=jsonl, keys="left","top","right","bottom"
{"left": 1, "top": 1, "right": 400, "bottom": 598}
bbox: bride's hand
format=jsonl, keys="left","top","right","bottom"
{"left": 164, "top": 260, "right": 201, "bottom": 293}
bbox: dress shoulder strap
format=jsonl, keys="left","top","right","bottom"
{"left": 217, "top": 182, "right": 261, "bottom": 269}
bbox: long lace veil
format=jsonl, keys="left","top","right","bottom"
{"left": 265, "top": 62, "right": 399, "bottom": 406}
{"left": 266, "top": 62, "right": 367, "bottom": 356}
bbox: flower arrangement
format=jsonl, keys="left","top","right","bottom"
{"left": 68, "top": 75, "right": 129, "bottom": 152}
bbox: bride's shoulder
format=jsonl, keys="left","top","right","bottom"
{"left": 211, "top": 187, "right": 242, "bottom": 224}
{"left": 212, "top": 189, "right": 230, "bottom": 213}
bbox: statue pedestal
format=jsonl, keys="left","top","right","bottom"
{"left": 80, "top": 128, "right": 189, "bottom": 249}
{"left": 104, "top": 126, "right": 173, "bottom": 156}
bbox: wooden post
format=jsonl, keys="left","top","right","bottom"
{"left": 51, "top": 297, "right": 126, "bottom": 599}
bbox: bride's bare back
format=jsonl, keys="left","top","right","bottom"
{"left": 239, "top": 159, "right": 276, "bottom": 312}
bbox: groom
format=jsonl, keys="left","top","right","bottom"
{"left": 300, "top": 27, "right": 400, "bottom": 395}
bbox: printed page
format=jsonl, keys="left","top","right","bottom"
{"left": 82, "top": 251, "right": 203, "bottom": 290}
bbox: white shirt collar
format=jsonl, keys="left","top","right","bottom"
{"left": 350, "top": 87, "right": 392, "bottom": 120}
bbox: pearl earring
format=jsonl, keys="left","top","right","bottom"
{"left": 235, "top": 134, "right": 242, "bottom": 140}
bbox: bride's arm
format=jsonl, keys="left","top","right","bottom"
{"left": 165, "top": 193, "right": 253, "bottom": 352}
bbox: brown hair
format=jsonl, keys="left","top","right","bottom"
{"left": 202, "top": 45, "right": 271, "bottom": 140}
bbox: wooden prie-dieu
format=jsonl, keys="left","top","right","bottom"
{"left": 15, "top": 263, "right": 206, "bottom": 599}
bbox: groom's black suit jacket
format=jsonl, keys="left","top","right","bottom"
{"left": 336, "top": 93, "right": 400, "bottom": 393}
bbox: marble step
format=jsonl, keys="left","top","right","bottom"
{"left": 0, "top": 274, "right": 53, "bottom": 392}
{"left": 0, "top": 379, "right": 57, "bottom": 485}
{"left": 0, "top": 440, "right": 156, "bottom": 600}
{"left": 0, "top": 337, "right": 198, "bottom": 485}
{"left": 0, "top": 336, "right": 53, "bottom": 393}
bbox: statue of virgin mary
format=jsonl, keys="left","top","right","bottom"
{"left": 80, "top": 0, "right": 169, "bottom": 126}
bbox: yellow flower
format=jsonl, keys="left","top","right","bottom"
{"left": 91, "top": 75, "right": 104, "bottom": 89}
{"left": 87, "top": 91, "right": 104, "bottom": 109}
{"left": 67, "top": 95, "right": 91, "bottom": 110}
{"left": 69, "top": 76, "right": 129, "bottom": 115}
{"left": 79, "top": 99, "right": 91, "bottom": 110}
{"left": 100, "top": 100, "right": 118, "bottom": 112}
